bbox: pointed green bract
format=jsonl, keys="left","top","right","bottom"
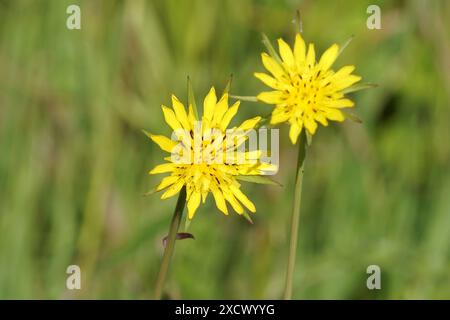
{"left": 242, "top": 210, "right": 254, "bottom": 224}
{"left": 306, "top": 132, "right": 313, "bottom": 146}
{"left": 222, "top": 74, "right": 233, "bottom": 96}
{"left": 261, "top": 33, "right": 282, "bottom": 64}
{"left": 229, "top": 95, "right": 258, "bottom": 102}
{"left": 143, "top": 187, "right": 158, "bottom": 196}
{"left": 342, "top": 111, "right": 363, "bottom": 123}
{"left": 184, "top": 210, "right": 192, "bottom": 231}
{"left": 293, "top": 10, "right": 303, "bottom": 34}
{"left": 142, "top": 129, "right": 153, "bottom": 140}
{"left": 236, "top": 175, "right": 282, "bottom": 187}
{"left": 342, "top": 83, "right": 378, "bottom": 94}
{"left": 338, "top": 35, "right": 355, "bottom": 56}
{"left": 187, "top": 76, "right": 199, "bottom": 118}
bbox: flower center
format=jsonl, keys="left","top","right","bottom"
{"left": 286, "top": 68, "right": 329, "bottom": 119}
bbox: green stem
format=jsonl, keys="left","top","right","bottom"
{"left": 154, "top": 187, "right": 186, "bottom": 299}
{"left": 284, "top": 131, "right": 308, "bottom": 300}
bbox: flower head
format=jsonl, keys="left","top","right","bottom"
{"left": 255, "top": 33, "right": 361, "bottom": 144}
{"left": 147, "top": 87, "right": 276, "bottom": 219}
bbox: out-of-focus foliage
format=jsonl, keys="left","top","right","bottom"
{"left": 0, "top": 0, "right": 449, "bottom": 299}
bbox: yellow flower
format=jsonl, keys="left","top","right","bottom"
{"left": 147, "top": 87, "right": 276, "bottom": 219}
{"left": 255, "top": 33, "right": 361, "bottom": 144}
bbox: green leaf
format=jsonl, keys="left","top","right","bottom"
{"left": 187, "top": 76, "right": 199, "bottom": 118}
{"left": 236, "top": 175, "right": 282, "bottom": 187}
{"left": 222, "top": 74, "right": 233, "bottom": 96}
{"left": 261, "top": 33, "right": 282, "bottom": 64}
{"left": 162, "top": 232, "right": 195, "bottom": 247}
{"left": 229, "top": 95, "right": 258, "bottom": 102}
{"left": 342, "top": 83, "right": 378, "bottom": 94}
{"left": 343, "top": 111, "right": 363, "bottom": 123}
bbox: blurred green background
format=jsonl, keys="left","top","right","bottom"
{"left": 1, "top": 0, "right": 449, "bottom": 299}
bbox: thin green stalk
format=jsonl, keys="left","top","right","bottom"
{"left": 154, "top": 187, "right": 186, "bottom": 299}
{"left": 284, "top": 131, "right": 308, "bottom": 300}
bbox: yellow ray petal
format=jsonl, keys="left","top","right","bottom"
{"left": 200, "top": 175, "right": 211, "bottom": 193}
{"left": 318, "top": 43, "right": 339, "bottom": 71}
{"left": 324, "top": 98, "right": 354, "bottom": 108}
{"left": 333, "top": 75, "right": 362, "bottom": 91}
{"left": 161, "top": 105, "right": 182, "bottom": 130}
{"left": 187, "top": 191, "right": 201, "bottom": 219}
{"left": 261, "top": 53, "right": 286, "bottom": 79}
{"left": 236, "top": 165, "right": 254, "bottom": 175}
{"left": 161, "top": 180, "right": 184, "bottom": 199}
{"left": 278, "top": 38, "right": 295, "bottom": 67}
{"left": 324, "top": 108, "right": 345, "bottom": 121}
{"left": 201, "top": 191, "right": 208, "bottom": 203}
{"left": 222, "top": 189, "right": 244, "bottom": 214}
{"left": 149, "top": 134, "right": 178, "bottom": 153}
{"left": 257, "top": 91, "right": 285, "bottom": 104}
{"left": 149, "top": 162, "right": 176, "bottom": 174}
{"left": 270, "top": 106, "right": 291, "bottom": 124}
{"left": 257, "top": 163, "right": 278, "bottom": 175}
{"left": 156, "top": 175, "right": 180, "bottom": 191}
{"left": 218, "top": 163, "right": 238, "bottom": 175}
{"left": 244, "top": 150, "right": 262, "bottom": 160}
{"left": 211, "top": 185, "right": 228, "bottom": 215}
{"left": 238, "top": 116, "right": 261, "bottom": 131}
{"left": 229, "top": 184, "right": 256, "bottom": 213}
{"left": 304, "top": 117, "right": 318, "bottom": 135}
{"left": 315, "top": 113, "right": 329, "bottom": 126}
{"left": 220, "top": 100, "right": 240, "bottom": 131}
{"left": 289, "top": 121, "right": 303, "bottom": 144}
{"left": 254, "top": 72, "right": 289, "bottom": 90}
{"left": 294, "top": 33, "right": 306, "bottom": 64}
{"left": 171, "top": 95, "right": 190, "bottom": 130}
{"left": 306, "top": 43, "right": 315, "bottom": 68}
{"left": 328, "top": 65, "right": 355, "bottom": 83}
{"left": 212, "top": 93, "right": 229, "bottom": 127}
{"left": 188, "top": 103, "right": 197, "bottom": 123}
{"left": 212, "top": 189, "right": 228, "bottom": 215}
{"left": 203, "top": 87, "right": 217, "bottom": 122}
